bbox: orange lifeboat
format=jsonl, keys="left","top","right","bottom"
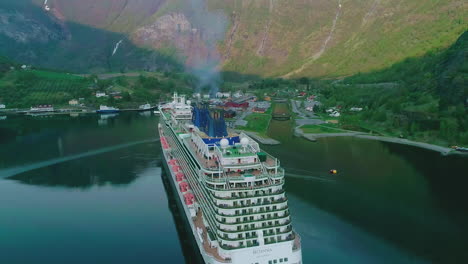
{"left": 184, "top": 193, "right": 195, "bottom": 205}
{"left": 172, "top": 165, "right": 181, "bottom": 172}
{"left": 176, "top": 172, "right": 185, "bottom": 182}
{"left": 179, "top": 181, "right": 189, "bottom": 192}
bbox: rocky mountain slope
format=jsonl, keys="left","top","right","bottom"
{"left": 2, "top": 0, "right": 466, "bottom": 77}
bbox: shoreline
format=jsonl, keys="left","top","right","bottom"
{"left": 236, "top": 130, "right": 281, "bottom": 145}
{"left": 300, "top": 131, "right": 463, "bottom": 155}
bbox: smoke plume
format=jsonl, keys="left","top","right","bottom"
{"left": 184, "top": 0, "right": 227, "bottom": 96}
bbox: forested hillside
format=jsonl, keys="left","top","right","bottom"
{"left": 319, "top": 31, "right": 467, "bottom": 145}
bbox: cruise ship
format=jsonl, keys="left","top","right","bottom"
{"left": 158, "top": 93, "right": 302, "bottom": 264}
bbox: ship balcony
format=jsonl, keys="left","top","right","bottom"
{"left": 226, "top": 178, "right": 285, "bottom": 190}
{"left": 219, "top": 232, "right": 258, "bottom": 241}
{"left": 264, "top": 233, "right": 295, "bottom": 245}
{"left": 217, "top": 212, "right": 291, "bottom": 230}
{"left": 219, "top": 240, "right": 260, "bottom": 250}
{"left": 203, "top": 169, "right": 268, "bottom": 184}
{"left": 211, "top": 188, "right": 285, "bottom": 200}
{"left": 206, "top": 178, "right": 284, "bottom": 191}
{"left": 263, "top": 153, "right": 280, "bottom": 169}
{"left": 218, "top": 219, "right": 292, "bottom": 234}
{"left": 216, "top": 206, "right": 289, "bottom": 219}
{"left": 262, "top": 225, "right": 293, "bottom": 237}
{"left": 215, "top": 194, "right": 286, "bottom": 209}
{"left": 216, "top": 197, "right": 288, "bottom": 210}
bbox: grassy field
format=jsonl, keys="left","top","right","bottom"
{"left": 241, "top": 113, "right": 272, "bottom": 135}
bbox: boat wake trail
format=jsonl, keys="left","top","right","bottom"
{"left": 0, "top": 138, "right": 159, "bottom": 179}
{"left": 284, "top": 167, "right": 337, "bottom": 183}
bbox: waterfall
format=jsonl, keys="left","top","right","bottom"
{"left": 112, "top": 40, "right": 123, "bottom": 56}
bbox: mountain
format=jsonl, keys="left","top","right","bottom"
{"left": 0, "top": 0, "right": 182, "bottom": 73}
{"left": 0, "top": 0, "right": 466, "bottom": 78}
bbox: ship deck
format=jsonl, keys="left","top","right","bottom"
{"left": 194, "top": 210, "right": 229, "bottom": 263}
{"left": 188, "top": 140, "right": 220, "bottom": 170}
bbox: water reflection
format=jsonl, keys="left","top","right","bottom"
{"left": 161, "top": 167, "right": 204, "bottom": 264}
{"left": 98, "top": 113, "right": 119, "bottom": 126}
{"left": 7, "top": 141, "right": 160, "bottom": 188}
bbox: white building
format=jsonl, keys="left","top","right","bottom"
{"left": 350, "top": 107, "right": 363, "bottom": 112}
{"left": 69, "top": 99, "right": 79, "bottom": 106}
{"left": 0, "top": 104, "right": 5, "bottom": 109}
{"left": 216, "top": 92, "right": 231, "bottom": 98}
{"left": 233, "top": 91, "right": 243, "bottom": 98}
{"left": 96, "top": 92, "right": 107, "bottom": 98}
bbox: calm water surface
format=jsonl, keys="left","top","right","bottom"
{"left": 0, "top": 114, "right": 467, "bottom": 264}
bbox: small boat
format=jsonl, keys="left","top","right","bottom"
{"left": 153, "top": 110, "right": 160, "bottom": 115}
{"left": 96, "top": 105, "right": 120, "bottom": 114}
{"left": 329, "top": 169, "right": 338, "bottom": 174}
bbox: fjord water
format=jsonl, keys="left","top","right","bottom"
{"left": 1, "top": 114, "right": 467, "bottom": 264}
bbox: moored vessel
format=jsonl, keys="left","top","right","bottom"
{"left": 96, "top": 105, "right": 120, "bottom": 114}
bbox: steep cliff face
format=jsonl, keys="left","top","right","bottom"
{"left": 214, "top": 0, "right": 466, "bottom": 77}
{"left": 42, "top": 0, "right": 166, "bottom": 33}
{"left": 5, "top": 0, "right": 468, "bottom": 77}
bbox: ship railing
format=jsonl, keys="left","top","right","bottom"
{"left": 215, "top": 205, "right": 288, "bottom": 218}
{"left": 238, "top": 132, "right": 261, "bottom": 152}
{"left": 262, "top": 226, "right": 293, "bottom": 237}
{"left": 211, "top": 189, "right": 285, "bottom": 200}
{"left": 261, "top": 151, "right": 280, "bottom": 169}
{"left": 216, "top": 197, "right": 288, "bottom": 210}
{"left": 205, "top": 179, "right": 284, "bottom": 191}
{"left": 219, "top": 241, "right": 260, "bottom": 251}
{"left": 269, "top": 167, "right": 285, "bottom": 179}
{"left": 217, "top": 219, "right": 292, "bottom": 234}
{"left": 217, "top": 211, "right": 290, "bottom": 226}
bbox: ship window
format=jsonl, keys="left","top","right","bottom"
{"left": 269, "top": 261, "right": 272, "bottom": 264}
{"left": 274, "top": 260, "right": 277, "bottom": 264}
{"left": 280, "top": 259, "right": 283, "bottom": 263}
{"left": 285, "top": 258, "right": 288, "bottom": 262}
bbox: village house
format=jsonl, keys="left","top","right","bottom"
{"left": 96, "top": 92, "right": 107, "bottom": 98}
{"left": 350, "top": 107, "right": 363, "bottom": 112}
{"left": 233, "top": 91, "right": 243, "bottom": 98}
{"left": 216, "top": 92, "right": 231, "bottom": 98}
{"left": 252, "top": 107, "right": 267, "bottom": 113}
{"left": 0, "top": 104, "right": 5, "bottom": 109}
{"left": 68, "top": 99, "right": 79, "bottom": 106}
